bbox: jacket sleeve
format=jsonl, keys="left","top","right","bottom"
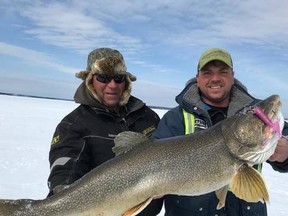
{"left": 152, "top": 106, "right": 185, "bottom": 139}
{"left": 267, "top": 121, "right": 288, "bottom": 172}
{"left": 47, "top": 115, "right": 90, "bottom": 196}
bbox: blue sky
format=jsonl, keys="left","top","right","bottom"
{"left": 0, "top": 0, "right": 288, "bottom": 116}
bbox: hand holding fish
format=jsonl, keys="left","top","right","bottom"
{"left": 268, "top": 137, "right": 288, "bottom": 162}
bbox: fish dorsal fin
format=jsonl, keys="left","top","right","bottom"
{"left": 230, "top": 163, "right": 269, "bottom": 203}
{"left": 113, "top": 131, "right": 149, "bottom": 156}
{"left": 215, "top": 185, "right": 229, "bottom": 209}
{"left": 122, "top": 197, "right": 153, "bottom": 216}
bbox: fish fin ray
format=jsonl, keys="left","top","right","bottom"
{"left": 230, "top": 164, "right": 269, "bottom": 203}
{"left": 113, "top": 131, "right": 149, "bottom": 156}
{"left": 215, "top": 185, "right": 229, "bottom": 209}
{"left": 122, "top": 197, "right": 153, "bottom": 216}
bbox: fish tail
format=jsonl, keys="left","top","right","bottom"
{"left": 230, "top": 164, "right": 269, "bottom": 203}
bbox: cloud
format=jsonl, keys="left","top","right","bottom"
{"left": 6, "top": 0, "right": 142, "bottom": 55}
{"left": 1, "top": 0, "right": 288, "bottom": 116}
{"left": 2, "top": 0, "right": 179, "bottom": 74}
{"left": 0, "top": 42, "right": 79, "bottom": 74}
{"left": 5, "top": 1, "right": 288, "bottom": 68}
{"left": 5, "top": 1, "right": 288, "bottom": 50}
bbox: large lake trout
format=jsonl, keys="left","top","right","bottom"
{"left": 0, "top": 95, "right": 285, "bottom": 216}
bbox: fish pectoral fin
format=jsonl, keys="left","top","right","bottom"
{"left": 122, "top": 197, "right": 153, "bottom": 216}
{"left": 113, "top": 131, "right": 150, "bottom": 156}
{"left": 230, "top": 164, "right": 269, "bottom": 203}
{"left": 215, "top": 185, "right": 229, "bottom": 209}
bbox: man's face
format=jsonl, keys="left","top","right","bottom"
{"left": 92, "top": 75, "right": 126, "bottom": 108}
{"left": 196, "top": 60, "right": 234, "bottom": 107}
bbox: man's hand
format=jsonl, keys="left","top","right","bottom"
{"left": 269, "top": 137, "right": 288, "bottom": 162}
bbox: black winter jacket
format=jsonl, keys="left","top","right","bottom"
{"left": 151, "top": 78, "right": 288, "bottom": 216}
{"left": 47, "top": 82, "right": 161, "bottom": 215}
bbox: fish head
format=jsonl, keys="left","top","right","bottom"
{"left": 222, "top": 94, "right": 284, "bottom": 165}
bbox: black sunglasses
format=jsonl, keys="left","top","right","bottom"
{"left": 95, "top": 74, "right": 126, "bottom": 84}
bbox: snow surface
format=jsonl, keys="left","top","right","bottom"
{"left": 0, "top": 94, "right": 287, "bottom": 215}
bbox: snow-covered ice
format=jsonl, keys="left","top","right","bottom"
{"left": 0, "top": 94, "right": 287, "bottom": 215}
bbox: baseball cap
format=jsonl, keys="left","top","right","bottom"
{"left": 197, "top": 48, "right": 233, "bottom": 71}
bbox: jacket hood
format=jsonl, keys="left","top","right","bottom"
{"left": 74, "top": 75, "right": 133, "bottom": 106}
{"left": 74, "top": 82, "right": 145, "bottom": 113}
{"left": 175, "top": 78, "right": 256, "bottom": 117}
{"left": 74, "top": 81, "right": 101, "bottom": 107}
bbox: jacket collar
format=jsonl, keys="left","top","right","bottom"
{"left": 73, "top": 81, "right": 144, "bottom": 116}
{"left": 176, "top": 78, "right": 256, "bottom": 117}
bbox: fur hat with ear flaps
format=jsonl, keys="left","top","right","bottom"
{"left": 75, "top": 48, "right": 136, "bottom": 106}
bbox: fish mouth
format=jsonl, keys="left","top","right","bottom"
{"left": 242, "top": 110, "right": 284, "bottom": 164}
{"left": 238, "top": 95, "right": 284, "bottom": 164}
{"left": 225, "top": 95, "right": 284, "bottom": 165}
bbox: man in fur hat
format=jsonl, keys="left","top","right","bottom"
{"left": 47, "top": 48, "right": 161, "bottom": 215}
